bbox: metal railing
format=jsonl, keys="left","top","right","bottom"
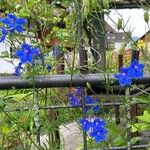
{"left": 0, "top": 74, "right": 150, "bottom": 149}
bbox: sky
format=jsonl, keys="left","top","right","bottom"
{"left": 105, "top": 8, "right": 150, "bottom": 37}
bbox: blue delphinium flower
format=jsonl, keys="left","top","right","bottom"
{"left": 89, "top": 118, "right": 107, "bottom": 143}
{"left": 47, "top": 64, "right": 52, "bottom": 72}
{"left": 15, "top": 43, "right": 40, "bottom": 64}
{"left": 84, "top": 96, "right": 100, "bottom": 112}
{"left": 92, "top": 105, "right": 100, "bottom": 112}
{"left": 15, "top": 62, "right": 23, "bottom": 76}
{"left": 0, "top": 27, "right": 7, "bottom": 42}
{"left": 84, "top": 96, "right": 97, "bottom": 104}
{"left": 128, "top": 59, "right": 144, "bottom": 79}
{"left": 114, "top": 67, "right": 131, "bottom": 87}
{"left": 114, "top": 59, "right": 145, "bottom": 87}
{"left": 69, "top": 94, "right": 80, "bottom": 106}
{"left": 75, "top": 87, "right": 83, "bottom": 96}
{"left": 84, "top": 96, "right": 94, "bottom": 104}
{"left": 79, "top": 119, "right": 92, "bottom": 131}
{"left": 68, "top": 90, "right": 100, "bottom": 113}
{"left": 90, "top": 127, "right": 108, "bottom": 143}
{"left": 92, "top": 119, "right": 106, "bottom": 132}
{"left": 79, "top": 118, "right": 107, "bottom": 143}
{"left": 0, "top": 13, "right": 27, "bottom": 33}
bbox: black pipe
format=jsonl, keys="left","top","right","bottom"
{"left": 0, "top": 73, "right": 150, "bottom": 89}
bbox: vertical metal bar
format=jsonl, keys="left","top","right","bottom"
{"left": 126, "top": 87, "right": 131, "bottom": 150}
{"left": 75, "top": 0, "right": 88, "bottom": 149}
{"left": 33, "top": 88, "right": 41, "bottom": 146}
{"left": 81, "top": 87, "right": 87, "bottom": 150}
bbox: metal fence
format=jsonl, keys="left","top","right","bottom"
{"left": 1, "top": 0, "right": 150, "bottom": 150}
{"left": 0, "top": 74, "right": 150, "bottom": 149}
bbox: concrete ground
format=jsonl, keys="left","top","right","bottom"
{"left": 40, "top": 122, "right": 82, "bottom": 150}
{"left": 60, "top": 122, "right": 82, "bottom": 150}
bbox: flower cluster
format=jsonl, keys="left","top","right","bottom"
{"left": 80, "top": 118, "right": 108, "bottom": 143}
{"left": 0, "top": 14, "right": 27, "bottom": 42}
{"left": 69, "top": 88, "right": 105, "bottom": 143}
{"left": 69, "top": 87, "right": 100, "bottom": 112}
{"left": 16, "top": 43, "right": 40, "bottom": 64}
{"left": 15, "top": 43, "right": 41, "bottom": 76}
{"left": 15, "top": 43, "right": 52, "bottom": 76}
{"left": 114, "top": 59, "right": 145, "bottom": 86}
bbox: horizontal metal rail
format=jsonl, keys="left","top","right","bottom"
{"left": 0, "top": 73, "right": 150, "bottom": 89}
{"left": 2, "top": 102, "right": 148, "bottom": 112}
{"left": 109, "top": 0, "right": 150, "bottom": 9}
{"left": 104, "top": 144, "right": 150, "bottom": 150}
{"left": 0, "top": 0, "right": 149, "bottom": 11}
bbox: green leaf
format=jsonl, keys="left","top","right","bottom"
{"left": 1, "top": 125, "right": 10, "bottom": 135}
{"left": 19, "top": 8, "right": 31, "bottom": 17}
{"left": 131, "top": 137, "right": 141, "bottom": 145}
{"left": 102, "top": 0, "right": 109, "bottom": 10}
{"left": 132, "top": 123, "right": 139, "bottom": 132}
{"left": 138, "top": 111, "right": 150, "bottom": 123}
{"left": 0, "top": 98, "right": 6, "bottom": 108}
{"left": 117, "top": 18, "right": 123, "bottom": 31}
{"left": 132, "top": 95, "right": 150, "bottom": 104}
{"left": 144, "top": 10, "right": 149, "bottom": 23}
{"left": 132, "top": 123, "right": 150, "bottom": 132}
{"left": 0, "top": 51, "right": 9, "bottom": 58}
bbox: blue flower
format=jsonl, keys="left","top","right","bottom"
{"left": 15, "top": 43, "right": 40, "bottom": 64}
{"left": 79, "top": 119, "right": 92, "bottom": 131}
{"left": 92, "top": 105, "right": 100, "bottom": 112}
{"left": 75, "top": 87, "right": 83, "bottom": 96}
{"left": 90, "top": 127, "right": 108, "bottom": 143}
{"left": 0, "top": 27, "right": 7, "bottom": 42}
{"left": 15, "top": 62, "right": 23, "bottom": 76}
{"left": 80, "top": 118, "right": 108, "bottom": 143}
{"left": 89, "top": 118, "right": 107, "bottom": 143}
{"left": 47, "top": 64, "right": 52, "bottom": 72}
{"left": 69, "top": 94, "right": 80, "bottom": 106}
{"left": 114, "top": 59, "right": 145, "bottom": 86}
{"left": 114, "top": 67, "right": 132, "bottom": 87}
{"left": 128, "top": 59, "right": 144, "bottom": 79}
{"left": 0, "top": 13, "right": 27, "bottom": 33}
{"left": 84, "top": 96, "right": 100, "bottom": 112}
{"left": 68, "top": 93, "right": 101, "bottom": 113}
{"left": 84, "top": 96, "right": 97, "bottom": 104}
{"left": 92, "top": 118, "right": 106, "bottom": 132}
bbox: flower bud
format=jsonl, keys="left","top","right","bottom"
{"left": 117, "top": 18, "right": 123, "bottom": 31}
{"left": 144, "top": 10, "right": 149, "bottom": 23}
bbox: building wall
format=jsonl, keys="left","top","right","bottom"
{"left": 0, "top": 42, "right": 18, "bottom": 74}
